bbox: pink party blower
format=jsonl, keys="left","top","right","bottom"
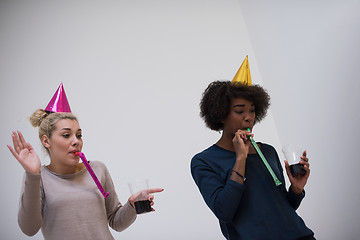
{"left": 75, "top": 152, "right": 109, "bottom": 198}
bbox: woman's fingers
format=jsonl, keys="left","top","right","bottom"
{"left": 12, "top": 131, "right": 21, "bottom": 153}
{"left": 7, "top": 145, "right": 19, "bottom": 159}
{"left": 7, "top": 144, "right": 30, "bottom": 166}
{"left": 300, "top": 150, "right": 309, "bottom": 167}
{"left": 148, "top": 188, "right": 164, "bottom": 194}
{"left": 9, "top": 131, "right": 29, "bottom": 161}
{"left": 302, "top": 150, "right": 307, "bottom": 157}
{"left": 304, "top": 164, "right": 310, "bottom": 177}
{"left": 301, "top": 161, "right": 310, "bottom": 168}
{"left": 233, "top": 131, "right": 245, "bottom": 145}
{"left": 12, "top": 131, "right": 26, "bottom": 154}
{"left": 148, "top": 189, "right": 163, "bottom": 210}
{"left": 18, "top": 131, "right": 27, "bottom": 150}
{"left": 234, "top": 129, "right": 253, "bottom": 142}
{"left": 148, "top": 195, "right": 155, "bottom": 205}
{"left": 26, "top": 142, "right": 34, "bottom": 152}
{"left": 284, "top": 160, "right": 293, "bottom": 179}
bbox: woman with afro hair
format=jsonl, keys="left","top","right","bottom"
{"left": 191, "top": 80, "right": 315, "bottom": 240}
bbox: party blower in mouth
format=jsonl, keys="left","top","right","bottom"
{"left": 75, "top": 152, "right": 110, "bottom": 198}
{"left": 247, "top": 128, "right": 282, "bottom": 187}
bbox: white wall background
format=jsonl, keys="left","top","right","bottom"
{"left": 0, "top": 1, "right": 359, "bottom": 239}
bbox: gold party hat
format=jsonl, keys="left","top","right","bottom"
{"left": 231, "top": 55, "right": 252, "bottom": 86}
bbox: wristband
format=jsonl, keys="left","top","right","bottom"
{"left": 232, "top": 170, "right": 246, "bottom": 181}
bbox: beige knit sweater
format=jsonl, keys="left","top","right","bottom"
{"left": 18, "top": 161, "right": 136, "bottom": 240}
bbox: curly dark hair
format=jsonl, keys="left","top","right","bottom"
{"left": 200, "top": 81, "right": 270, "bottom": 131}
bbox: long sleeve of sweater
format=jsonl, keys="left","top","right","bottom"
{"left": 191, "top": 157, "right": 246, "bottom": 222}
{"left": 274, "top": 156, "right": 305, "bottom": 209}
{"left": 103, "top": 165, "right": 136, "bottom": 232}
{"left": 18, "top": 172, "right": 43, "bottom": 236}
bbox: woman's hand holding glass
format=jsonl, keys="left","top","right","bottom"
{"left": 285, "top": 151, "right": 310, "bottom": 195}
{"left": 128, "top": 188, "right": 164, "bottom": 213}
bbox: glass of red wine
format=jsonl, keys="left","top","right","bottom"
{"left": 128, "top": 179, "right": 152, "bottom": 214}
{"left": 282, "top": 144, "right": 307, "bottom": 177}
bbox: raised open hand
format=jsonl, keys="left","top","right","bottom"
{"left": 7, "top": 131, "right": 41, "bottom": 174}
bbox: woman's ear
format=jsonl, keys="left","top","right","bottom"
{"left": 41, "top": 135, "right": 50, "bottom": 149}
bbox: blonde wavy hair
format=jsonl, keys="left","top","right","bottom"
{"left": 30, "top": 109, "right": 78, "bottom": 151}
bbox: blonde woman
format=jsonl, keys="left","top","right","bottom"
{"left": 8, "top": 84, "right": 163, "bottom": 239}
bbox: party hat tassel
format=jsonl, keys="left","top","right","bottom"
{"left": 231, "top": 56, "right": 252, "bottom": 86}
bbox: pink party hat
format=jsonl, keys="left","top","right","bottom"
{"left": 45, "top": 83, "right": 72, "bottom": 113}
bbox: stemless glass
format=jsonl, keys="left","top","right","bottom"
{"left": 128, "top": 179, "right": 152, "bottom": 214}
{"left": 282, "top": 144, "right": 307, "bottom": 177}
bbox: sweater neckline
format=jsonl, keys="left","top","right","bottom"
{"left": 212, "top": 143, "right": 262, "bottom": 155}
{"left": 42, "top": 163, "right": 89, "bottom": 179}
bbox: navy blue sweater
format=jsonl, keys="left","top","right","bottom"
{"left": 191, "top": 143, "right": 313, "bottom": 240}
